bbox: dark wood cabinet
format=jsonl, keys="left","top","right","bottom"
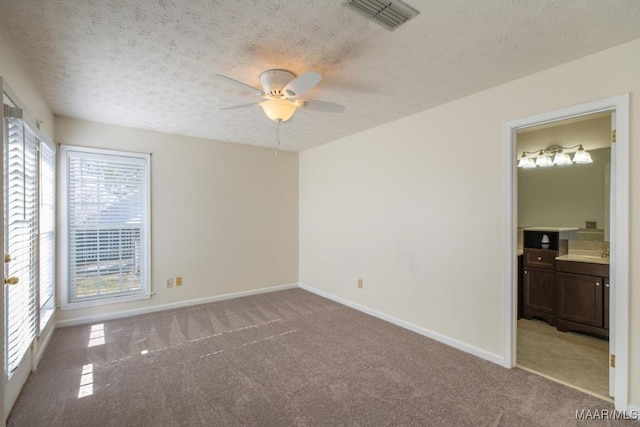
{"left": 556, "top": 272, "right": 603, "bottom": 326}
{"left": 523, "top": 266, "right": 557, "bottom": 325}
{"left": 521, "top": 229, "right": 569, "bottom": 326}
{"left": 556, "top": 260, "right": 609, "bottom": 338}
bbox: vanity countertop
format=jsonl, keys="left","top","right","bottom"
{"left": 522, "top": 227, "right": 579, "bottom": 232}
{"left": 555, "top": 254, "right": 609, "bottom": 265}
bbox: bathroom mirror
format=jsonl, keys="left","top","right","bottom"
{"left": 516, "top": 114, "right": 612, "bottom": 242}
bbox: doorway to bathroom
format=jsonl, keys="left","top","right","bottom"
{"left": 503, "top": 94, "right": 629, "bottom": 411}
{"left": 515, "top": 113, "right": 611, "bottom": 399}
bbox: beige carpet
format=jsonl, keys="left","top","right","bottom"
{"left": 517, "top": 318, "right": 610, "bottom": 399}
{"left": 8, "top": 289, "right": 633, "bottom": 426}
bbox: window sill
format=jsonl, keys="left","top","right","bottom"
{"left": 61, "top": 292, "right": 151, "bottom": 311}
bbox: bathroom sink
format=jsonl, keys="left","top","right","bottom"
{"left": 555, "top": 254, "right": 609, "bottom": 264}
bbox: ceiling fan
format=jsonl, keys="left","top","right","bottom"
{"left": 217, "top": 69, "right": 345, "bottom": 123}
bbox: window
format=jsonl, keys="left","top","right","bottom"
{"left": 61, "top": 146, "right": 151, "bottom": 309}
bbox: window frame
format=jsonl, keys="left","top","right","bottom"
{"left": 60, "top": 145, "right": 151, "bottom": 310}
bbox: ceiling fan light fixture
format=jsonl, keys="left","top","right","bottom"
{"left": 260, "top": 98, "right": 297, "bottom": 122}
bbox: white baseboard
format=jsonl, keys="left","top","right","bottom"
{"left": 299, "top": 283, "right": 504, "bottom": 366}
{"left": 56, "top": 283, "right": 299, "bottom": 328}
{"left": 36, "top": 321, "right": 56, "bottom": 364}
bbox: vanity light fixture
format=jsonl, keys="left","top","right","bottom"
{"left": 517, "top": 144, "right": 593, "bottom": 168}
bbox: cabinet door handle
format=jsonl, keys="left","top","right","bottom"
{"left": 596, "top": 282, "right": 600, "bottom": 286}
{"left": 537, "top": 256, "right": 542, "bottom": 261}
{"left": 605, "top": 283, "right": 610, "bottom": 288}
{"left": 524, "top": 270, "right": 528, "bottom": 274}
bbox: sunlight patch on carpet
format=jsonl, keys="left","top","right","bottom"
{"left": 78, "top": 364, "right": 94, "bottom": 398}
{"left": 88, "top": 324, "right": 105, "bottom": 347}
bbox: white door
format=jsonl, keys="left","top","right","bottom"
{"left": 3, "top": 103, "right": 39, "bottom": 413}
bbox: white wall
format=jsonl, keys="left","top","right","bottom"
{"left": 299, "top": 39, "right": 640, "bottom": 405}
{"left": 517, "top": 114, "right": 611, "bottom": 153}
{"left": 55, "top": 117, "right": 299, "bottom": 322}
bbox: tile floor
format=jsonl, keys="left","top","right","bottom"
{"left": 517, "top": 318, "right": 610, "bottom": 400}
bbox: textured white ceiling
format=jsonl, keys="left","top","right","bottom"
{"left": 1, "top": 0, "right": 639, "bottom": 151}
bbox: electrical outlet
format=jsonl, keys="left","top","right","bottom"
{"left": 164, "top": 277, "right": 173, "bottom": 288}
{"left": 358, "top": 278, "right": 363, "bottom": 289}
{"left": 175, "top": 276, "right": 183, "bottom": 287}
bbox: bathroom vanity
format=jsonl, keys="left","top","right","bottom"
{"left": 520, "top": 227, "right": 609, "bottom": 339}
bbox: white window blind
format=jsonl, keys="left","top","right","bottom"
{"left": 39, "top": 140, "right": 56, "bottom": 323}
{"left": 62, "top": 147, "right": 150, "bottom": 306}
{"left": 4, "top": 116, "right": 38, "bottom": 374}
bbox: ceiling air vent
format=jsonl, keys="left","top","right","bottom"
{"left": 343, "top": 0, "right": 419, "bottom": 31}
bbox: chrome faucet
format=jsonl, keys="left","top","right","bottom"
{"left": 601, "top": 248, "right": 610, "bottom": 258}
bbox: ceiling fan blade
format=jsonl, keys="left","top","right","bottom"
{"left": 220, "top": 102, "right": 260, "bottom": 111}
{"left": 216, "top": 75, "right": 263, "bottom": 96}
{"left": 283, "top": 71, "right": 322, "bottom": 98}
{"left": 301, "top": 99, "right": 345, "bottom": 113}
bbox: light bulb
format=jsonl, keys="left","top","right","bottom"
{"left": 535, "top": 151, "right": 553, "bottom": 168}
{"left": 260, "top": 98, "right": 296, "bottom": 122}
{"left": 517, "top": 153, "right": 534, "bottom": 168}
{"left": 573, "top": 146, "right": 593, "bottom": 164}
{"left": 553, "top": 152, "right": 573, "bottom": 165}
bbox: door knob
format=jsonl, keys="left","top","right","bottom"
{"left": 4, "top": 254, "right": 11, "bottom": 263}
{"left": 4, "top": 277, "right": 19, "bottom": 285}
{"left": 596, "top": 282, "right": 600, "bottom": 287}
